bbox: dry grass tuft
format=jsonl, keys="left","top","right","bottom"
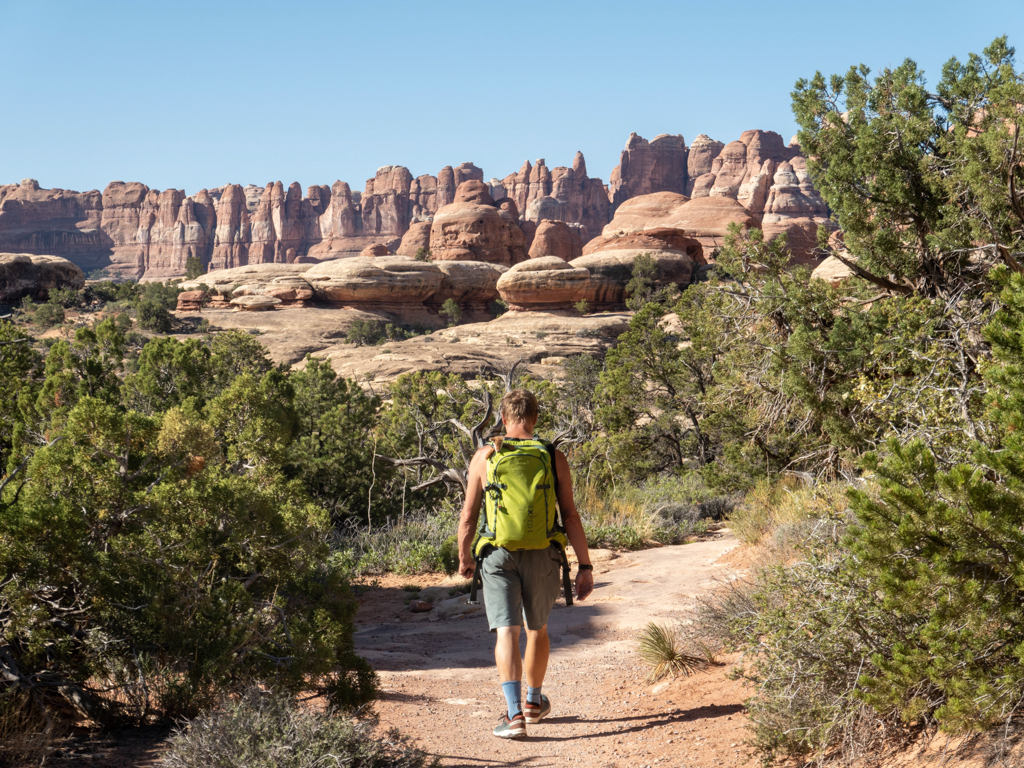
{"left": 637, "top": 622, "right": 707, "bottom": 683}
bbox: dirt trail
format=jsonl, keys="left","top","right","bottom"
{"left": 355, "top": 531, "right": 754, "bottom": 767}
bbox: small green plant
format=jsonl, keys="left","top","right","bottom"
{"left": 402, "top": 584, "right": 421, "bottom": 593}
{"left": 637, "top": 622, "right": 706, "bottom": 683}
{"left": 196, "top": 318, "right": 211, "bottom": 334}
{"left": 161, "top": 688, "right": 439, "bottom": 768}
{"left": 48, "top": 287, "right": 82, "bottom": 308}
{"left": 414, "top": 247, "right": 432, "bottom": 262}
{"left": 535, "top": 331, "right": 548, "bottom": 340}
{"left": 439, "top": 298, "right": 462, "bottom": 327}
{"left": 574, "top": 299, "right": 590, "bottom": 315}
{"left": 184, "top": 255, "right": 206, "bottom": 280}
{"left": 136, "top": 299, "right": 172, "bottom": 332}
{"left": 488, "top": 298, "right": 508, "bottom": 318}
{"left": 33, "top": 301, "right": 65, "bottom": 328}
{"left": 347, "top": 319, "right": 386, "bottom": 346}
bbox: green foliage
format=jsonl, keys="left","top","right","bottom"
{"left": 347, "top": 318, "right": 386, "bottom": 346}
{"left": 413, "top": 247, "right": 432, "bottom": 262}
{"left": 0, "top": 320, "right": 378, "bottom": 728}
{"left": 47, "top": 287, "right": 83, "bottom": 308}
{"left": 184, "top": 254, "right": 206, "bottom": 280}
{"left": 792, "top": 36, "right": 1024, "bottom": 295}
{"left": 488, "top": 298, "right": 508, "bottom": 318}
{"left": 573, "top": 299, "right": 590, "bottom": 315}
{"left": 161, "top": 689, "right": 438, "bottom": 768}
{"left": 136, "top": 298, "right": 172, "bottom": 333}
{"left": 32, "top": 300, "right": 65, "bottom": 328}
{"left": 439, "top": 298, "right": 462, "bottom": 327}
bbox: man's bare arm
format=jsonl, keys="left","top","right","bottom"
{"left": 458, "top": 447, "right": 490, "bottom": 579}
{"left": 555, "top": 448, "right": 594, "bottom": 600}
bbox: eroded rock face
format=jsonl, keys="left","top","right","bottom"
{"left": 0, "top": 252, "right": 85, "bottom": 304}
{"left": 180, "top": 263, "right": 315, "bottom": 307}
{"left": 429, "top": 182, "right": 528, "bottom": 266}
{"left": 231, "top": 294, "right": 281, "bottom": 311}
{"left": 429, "top": 260, "right": 505, "bottom": 318}
{"left": 507, "top": 153, "right": 609, "bottom": 239}
{"left": 496, "top": 256, "right": 589, "bottom": 311}
{"left": 600, "top": 192, "right": 757, "bottom": 254}
{"left": 575, "top": 228, "right": 702, "bottom": 308}
{"left": 685, "top": 135, "right": 725, "bottom": 195}
{"left": 359, "top": 243, "right": 391, "bottom": 258}
{"left": 528, "top": 220, "right": 585, "bottom": 261}
{"left": 303, "top": 256, "right": 444, "bottom": 306}
{"left": 396, "top": 221, "right": 433, "bottom": 257}
{"left": 609, "top": 133, "right": 689, "bottom": 210}
{"left": 760, "top": 158, "right": 832, "bottom": 264}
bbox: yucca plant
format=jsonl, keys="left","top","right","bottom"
{"left": 637, "top": 622, "right": 706, "bottom": 683}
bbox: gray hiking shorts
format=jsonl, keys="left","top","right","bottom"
{"left": 481, "top": 545, "right": 563, "bottom": 632}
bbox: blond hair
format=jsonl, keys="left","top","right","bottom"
{"left": 500, "top": 389, "right": 539, "bottom": 426}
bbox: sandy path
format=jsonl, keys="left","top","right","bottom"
{"left": 355, "top": 531, "right": 754, "bottom": 767}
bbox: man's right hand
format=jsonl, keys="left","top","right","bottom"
{"left": 459, "top": 559, "right": 475, "bottom": 580}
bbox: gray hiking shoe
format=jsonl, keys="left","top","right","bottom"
{"left": 493, "top": 712, "right": 527, "bottom": 738}
{"left": 523, "top": 694, "right": 551, "bottom": 723}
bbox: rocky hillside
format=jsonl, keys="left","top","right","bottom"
{"left": 0, "top": 129, "right": 829, "bottom": 280}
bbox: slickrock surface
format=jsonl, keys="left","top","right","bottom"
{"left": 172, "top": 306, "right": 629, "bottom": 385}
{"left": 0, "top": 252, "right": 85, "bottom": 303}
{"left": 574, "top": 229, "right": 702, "bottom": 309}
{"left": 496, "top": 256, "right": 591, "bottom": 310}
{"left": 303, "top": 256, "right": 444, "bottom": 306}
{"left": 354, "top": 532, "right": 753, "bottom": 768}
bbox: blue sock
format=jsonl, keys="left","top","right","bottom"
{"left": 501, "top": 680, "right": 522, "bottom": 719}
{"left": 527, "top": 685, "right": 542, "bottom": 705}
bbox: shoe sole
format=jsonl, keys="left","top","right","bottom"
{"left": 523, "top": 714, "right": 546, "bottom": 724}
{"left": 493, "top": 729, "right": 527, "bottom": 739}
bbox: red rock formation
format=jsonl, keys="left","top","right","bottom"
{"left": 685, "top": 135, "right": 725, "bottom": 195}
{"left": 429, "top": 182, "right": 528, "bottom": 266}
{"left": 599, "top": 191, "right": 757, "bottom": 255}
{"left": 608, "top": 134, "right": 688, "bottom": 210}
{"left": 496, "top": 256, "right": 589, "bottom": 311}
{"left": 396, "top": 221, "right": 432, "bottom": 257}
{"left": 759, "top": 157, "right": 832, "bottom": 264}
{"left": 528, "top": 220, "right": 585, "bottom": 261}
{"left": 210, "top": 184, "right": 251, "bottom": 271}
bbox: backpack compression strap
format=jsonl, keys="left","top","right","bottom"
{"left": 547, "top": 443, "right": 574, "bottom": 607}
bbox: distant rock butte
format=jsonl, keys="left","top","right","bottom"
{"left": 1, "top": 129, "right": 829, "bottom": 278}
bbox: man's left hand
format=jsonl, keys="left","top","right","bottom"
{"left": 574, "top": 569, "right": 594, "bottom": 601}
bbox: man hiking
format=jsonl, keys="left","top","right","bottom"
{"left": 458, "top": 388, "right": 594, "bottom": 739}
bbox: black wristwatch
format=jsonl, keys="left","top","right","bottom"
{"left": 577, "top": 564, "right": 593, "bottom": 571}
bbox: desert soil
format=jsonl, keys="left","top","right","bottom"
{"left": 355, "top": 531, "right": 754, "bottom": 768}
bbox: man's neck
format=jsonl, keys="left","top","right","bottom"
{"left": 505, "top": 422, "right": 535, "bottom": 439}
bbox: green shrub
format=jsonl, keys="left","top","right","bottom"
{"left": 439, "top": 298, "right": 462, "bottom": 327}
{"left": 574, "top": 299, "right": 590, "bottom": 315}
{"left": 33, "top": 301, "right": 65, "bottom": 328}
{"left": 136, "top": 298, "right": 172, "bottom": 332}
{"left": 48, "top": 287, "right": 83, "bottom": 308}
{"left": 413, "top": 247, "right": 432, "bottom": 262}
{"left": 488, "top": 299, "right": 508, "bottom": 318}
{"left": 161, "top": 688, "right": 439, "bottom": 768}
{"left": 347, "top": 319, "right": 386, "bottom": 346}
{"left": 184, "top": 255, "right": 206, "bottom": 280}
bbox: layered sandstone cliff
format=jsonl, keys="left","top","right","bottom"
{"left": 1, "top": 128, "right": 830, "bottom": 278}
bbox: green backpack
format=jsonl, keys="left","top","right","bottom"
{"left": 469, "top": 436, "right": 574, "bottom": 607}
{"left": 475, "top": 437, "right": 569, "bottom": 556}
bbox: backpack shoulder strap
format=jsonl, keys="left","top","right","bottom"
{"left": 545, "top": 441, "right": 564, "bottom": 531}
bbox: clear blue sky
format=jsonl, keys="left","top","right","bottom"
{"left": 2, "top": 0, "right": 1021, "bottom": 195}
